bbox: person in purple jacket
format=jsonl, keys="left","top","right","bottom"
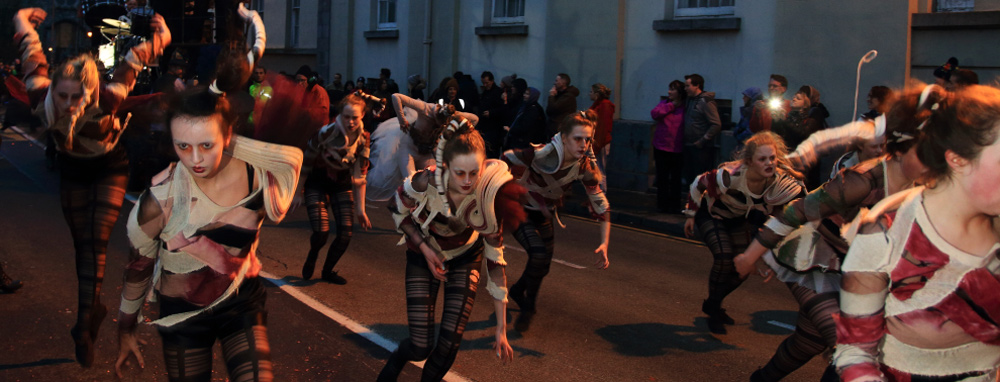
{"left": 651, "top": 80, "right": 687, "bottom": 213}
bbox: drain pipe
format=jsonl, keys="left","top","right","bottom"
{"left": 423, "top": 0, "right": 433, "bottom": 91}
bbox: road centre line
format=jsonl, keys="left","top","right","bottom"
{"left": 504, "top": 245, "right": 587, "bottom": 269}
{"left": 261, "top": 271, "right": 472, "bottom": 382}
{"left": 767, "top": 320, "right": 796, "bottom": 331}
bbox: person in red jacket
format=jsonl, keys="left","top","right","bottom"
{"left": 589, "top": 83, "right": 615, "bottom": 192}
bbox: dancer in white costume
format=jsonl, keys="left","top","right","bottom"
{"left": 366, "top": 93, "right": 478, "bottom": 201}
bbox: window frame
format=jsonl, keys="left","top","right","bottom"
{"left": 936, "top": 0, "right": 974, "bottom": 12}
{"left": 673, "top": 0, "right": 735, "bottom": 18}
{"left": 377, "top": 0, "right": 398, "bottom": 30}
{"left": 491, "top": 0, "right": 525, "bottom": 25}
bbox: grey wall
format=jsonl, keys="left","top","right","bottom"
{"left": 773, "top": 0, "right": 912, "bottom": 125}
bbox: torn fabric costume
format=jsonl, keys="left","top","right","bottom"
{"left": 383, "top": 159, "right": 523, "bottom": 381}
{"left": 366, "top": 93, "right": 479, "bottom": 201}
{"left": 686, "top": 160, "right": 804, "bottom": 331}
{"left": 751, "top": 157, "right": 903, "bottom": 382}
{"left": 501, "top": 133, "right": 610, "bottom": 324}
{"left": 300, "top": 119, "right": 371, "bottom": 280}
{"left": 14, "top": 7, "right": 166, "bottom": 366}
{"left": 833, "top": 187, "right": 1000, "bottom": 382}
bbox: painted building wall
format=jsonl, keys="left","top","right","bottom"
{"left": 619, "top": 0, "right": 778, "bottom": 123}
{"left": 773, "top": 0, "right": 912, "bottom": 125}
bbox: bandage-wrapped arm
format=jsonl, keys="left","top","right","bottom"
{"left": 833, "top": 219, "right": 892, "bottom": 382}
{"left": 684, "top": 168, "right": 726, "bottom": 217}
{"left": 483, "top": 233, "right": 508, "bottom": 302}
{"left": 352, "top": 131, "right": 371, "bottom": 187}
{"left": 390, "top": 170, "right": 431, "bottom": 248}
{"left": 579, "top": 152, "right": 610, "bottom": 220}
{"left": 106, "top": 15, "right": 170, "bottom": 110}
{"left": 238, "top": 3, "right": 266, "bottom": 66}
{"left": 787, "top": 120, "right": 876, "bottom": 174}
{"left": 13, "top": 8, "right": 49, "bottom": 98}
{"left": 119, "top": 190, "right": 165, "bottom": 332}
{"left": 757, "top": 165, "right": 877, "bottom": 249}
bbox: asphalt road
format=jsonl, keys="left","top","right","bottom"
{"left": 0, "top": 127, "right": 826, "bottom": 381}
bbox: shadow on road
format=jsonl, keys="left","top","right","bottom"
{"left": 0, "top": 358, "right": 75, "bottom": 370}
{"left": 595, "top": 322, "right": 739, "bottom": 357}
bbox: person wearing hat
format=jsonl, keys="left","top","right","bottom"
{"left": 933, "top": 57, "right": 959, "bottom": 87}
{"left": 734, "top": 86, "right": 764, "bottom": 147}
{"left": 406, "top": 74, "right": 425, "bottom": 100}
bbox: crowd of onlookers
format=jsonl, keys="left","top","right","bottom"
{"left": 3, "top": 54, "right": 984, "bottom": 217}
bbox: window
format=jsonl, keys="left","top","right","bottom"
{"left": 937, "top": 0, "right": 974, "bottom": 12}
{"left": 290, "top": 0, "right": 300, "bottom": 46}
{"left": 377, "top": 0, "right": 397, "bottom": 30}
{"left": 492, "top": 0, "right": 525, "bottom": 24}
{"left": 674, "top": 0, "right": 735, "bottom": 17}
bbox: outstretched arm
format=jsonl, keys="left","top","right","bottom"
{"left": 13, "top": 8, "right": 50, "bottom": 97}
{"left": 483, "top": 234, "right": 514, "bottom": 362}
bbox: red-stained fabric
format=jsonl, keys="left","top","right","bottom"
{"left": 4, "top": 75, "right": 28, "bottom": 105}
{"left": 254, "top": 73, "right": 318, "bottom": 150}
{"left": 834, "top": 312, "right": 886, "bottom": 345}
{"left": 495, "top": 181, "right": 527, "bottom": 234}
{"left": 925, "top": 269, "right": 1000, "bottom": 345}
{"left": 840, "top": 362, "right": 886, "bottom": 382}
{"left": 890, "top": 223, "right": 950, "bottom": 301}
{"left": 880, "top": 365, "right": 912, "bottom": 382}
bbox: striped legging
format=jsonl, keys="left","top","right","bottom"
{"left": 303, "top": 180, "right": 354, "bottom": 276}
{"left": 694, "top": 207, "right": 753, "bottom": 308}
{"left": 59, "top": 156, "right": 128, "bottom": 345}
{"left": 755, "top": 283, "right": 840, "bottom": 382}
{"left": 510, "top": 210, "right": 555, "bottom": 313}
{"left": 378, "top": 244, "right": 483, "bottom": 382}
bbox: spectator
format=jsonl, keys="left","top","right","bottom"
{"left": 503, "top": 77, "right": 527, "bottom": 132}
{"left": 682, "top": 73, "right": 722, "bottom": 185}
{"left": 297, "top": 65, "right": 330, "bottom": 126}
{"left": 860, "top": 85, "right": 894, "bottom": 121}
{"left": 804, "top": 85, "right": 830, "bottom": 130}
{"left": 326, "top": 72, "right": 346, "bottom": 107}
{"left": 500, "top": 73, "right": 518, "bottom": 106}
{"left": 933, "top": 57, "right": 959, "bottom": 87}
{"left": 428, "top": 77, "right": 451, "bottom": 104}
{"left": 546, "top": 73, "right": 579, "bottom": 138}
{"left": 435, "top": 77, "right": 468, "bottom": 112}
{"left": 589, "top": 83, "right": 615, "bottom": 191}
{"left": 453, "top": 71, "right": 480, "bottom": 113}
{"left": 749, "top": 74, "right": 790, "bottom": 133}
{"left": 505, "top": 84, "right": 547, "bottom": 151}
{"left": 733, "top": 87, "right": 763, "bottom": 147}
{"left": 950, "top": 68, "right": 979, "bottom": 89}
{"left": 153, "top": 51, "right": 187, "bottom": 95}
{"left": 478, "top": 71, "right": 506, "bottom": 158}
{"left": 772, "top": 86, "right": 823, "bottom": 155}
{"left": 406, "top": 74, "right": 425, "bottom": 100}
{"left": 650, "top": 80, "right": 687, "bottom": 213}
{"left": 344, "top": 80, "right": 356, "bottom": 93}
{"left": 379, "top": 67, "right": 399, "bottom": 94}
{"left": 249, "top": 66, "right": 272, "bottom": 125}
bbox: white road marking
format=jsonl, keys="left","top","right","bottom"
{"left": 767, "top": 320, "right": 796, "bottom": 331}
{"left": 6, "top": 128, "right": 471, "bottom": 381}
{"left": 9, "top": 125, "right": 46, "bottom": 148}
{"left": 260, "top": 271, "right": 472, "bottom": 382}
{"left": 505, "top": 245, "right": 588, "bottom": 269}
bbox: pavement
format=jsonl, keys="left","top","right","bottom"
{"left": 0, "top": 123, "right": 828, "bottom": 382}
